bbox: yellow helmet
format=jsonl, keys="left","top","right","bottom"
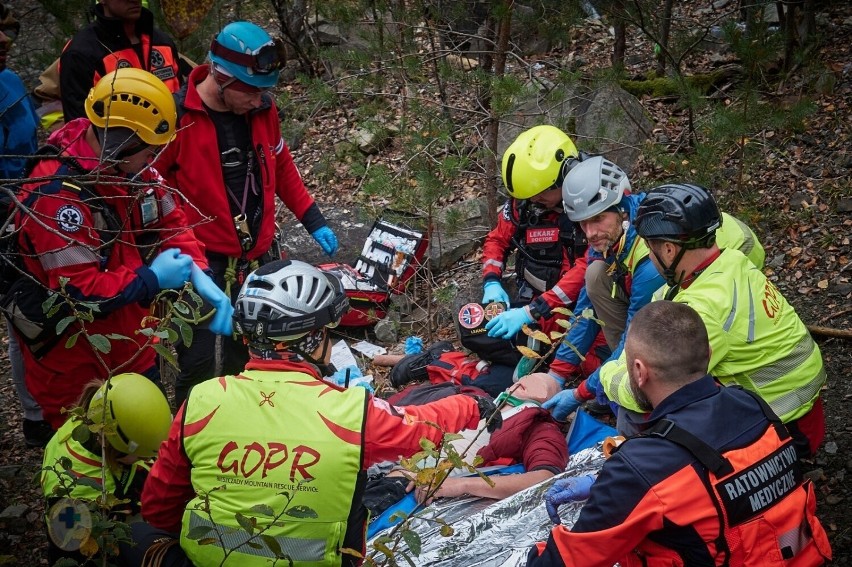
{"left": 501, "top": 125, "right": 578, "bottom": 200}
{"left": 84, "top": 68, "right": 177, "bottom": 146}
{"left": 87, "top": 373, "right": 173, "bottom": 458}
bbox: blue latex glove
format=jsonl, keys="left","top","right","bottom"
{"left": 404, "top": 336, "right": 424, "bottom": 355}
{"left": 485, "top": 307, "right": 533, "bottom": 339}
{"left": 190, "top": 264, "right": 233, "bottom": 336}
{"left": 482, "top": 281, "right": 510, "bottom": 305}
{"left": 311, "top": 226, "right": 338, "bottom": 256}
{"left": 545, "top": 475, "right": 596, "bottom": 524}
{"left": 150, "top": 248, "right": 193, "bottom": 290}
{"left": 542, "top": 388, "right": 582, "bottom": 421}
{"left": 328, "top": 365, "right": 374, "bottom": 392}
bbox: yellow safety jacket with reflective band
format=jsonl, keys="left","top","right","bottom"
{"left": 180, "top": 370, "right": 367, "bottom": 567}
{"left": 41, "top": 418, "right": 143, "bottom": 501}
{"left": 600, "top": 249, "right": 825, "bottom": 421}
{"left": 718, "top": 212, "right": 765, "bottom": 269}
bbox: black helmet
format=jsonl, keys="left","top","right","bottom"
{"left": 634, "top": 183, "right": 722, "bottom": 249}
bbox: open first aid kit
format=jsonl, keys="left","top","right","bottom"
{"left": 319, "top": 218, "right": 428, "bottom": 327}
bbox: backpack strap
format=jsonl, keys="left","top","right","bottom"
{"left": 646, "top": 419, "right": 734, "bottom": 477}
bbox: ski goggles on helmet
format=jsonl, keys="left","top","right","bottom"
{"left": 210, "top": 36, "right": 285, "bottom": 75}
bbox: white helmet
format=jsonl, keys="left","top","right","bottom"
{"left": 562, "top": 156, "right": 630, "bottom": 222}
{"left": 233, "top": 260, "right": 349, "bottom": 344}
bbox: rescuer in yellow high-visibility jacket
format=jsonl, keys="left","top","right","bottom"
{"left": 596, "top": 183, "right": 826, "bottom": 459}
{"left": 121, "top": 260, "right": 502, "bottom": 567}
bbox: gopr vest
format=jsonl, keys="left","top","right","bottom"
{"left": 623, "top": 395, "right": 831, "bottom": 566}
{"left": 600, "top": 250, "right": 825, "bottom": 421}
{"left": 509, "top": 200, "right": 585, "bottom": 293}
{"left": 180, "top": 370, "right": 367, "bottom": 566}
{"left": 41, "top": 418, "right": 140, "bottom": 502}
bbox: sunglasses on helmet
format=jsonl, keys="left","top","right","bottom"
{"left": 210, "top": 36, "right": 285, "bottom": 75}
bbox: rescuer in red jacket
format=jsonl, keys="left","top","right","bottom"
{"left": 154, "top": 21, "right": 339, "bottom": 407}
{"left": 481, "top": 125, "right": 588, "bottom": 342}
{"left": 118, "top": 259, "right": 501, "bottom": 567}
{"left": 7, "top": 69, "right": 232, "bottom": 429}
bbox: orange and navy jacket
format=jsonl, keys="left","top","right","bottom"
{"left": 481, "top": 199, "right": 587, "bottom": 319}
{"left": 13, "top": 118, "right": 208, "bottom": 429}
{"left": 59, "top": 5, "right": 182, "bottom": 122}
{"left": 141, "top": 357, "right": 483, "bottom": 534}
{"left": 527, "top": 375, "right": 832, "bottom": 567}
{"left": 154, "top": 64, "right": 326, "bottom": 262}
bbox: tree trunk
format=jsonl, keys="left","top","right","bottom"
{"left": 655, "top": 0, "right": 674, "bottom": 77}
{"left": 609, "top": 0, "right": 626, "bottom": 67}
{"left": 482, "top": 0, "right": 513, "bottom": 228}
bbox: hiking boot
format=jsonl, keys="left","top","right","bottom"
{"left": 389, "top": 341, "right": 454, "bottom": 388}
{"left": 23, "top": 418, "right": 55, "bottom": 448}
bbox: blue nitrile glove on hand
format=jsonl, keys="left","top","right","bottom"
{"left": 485, "top": 306, "right": 533, "bottom": 339}
{"left": 328, "top": 365, "right": 374, "bottom": 392}
{"left": 190, "top": 264, "right": 233, "bottom": 336}
{"left": 542, "top": 388, "right": 582, "bottom": 421}
{"left": 545, "top": 475, "right": 597, "bottom": 524}
{"left": 150, "top": 248, "right": 193, "bottom": 290}
{"left": 311, "top": 226, "right": 338, "bottom": 256}
{"left": 482, "top": 280, "right": 510, "bottom": 305}
{"left": 404, "top": 336, "right": 424, "bottom": 355}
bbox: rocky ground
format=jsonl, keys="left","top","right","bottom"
{"left": 0, "top": 0, "right": 850, "bottom": 565}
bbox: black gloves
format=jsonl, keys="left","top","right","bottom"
{"left": 471, "top": 395, "right": 503, "bottom": 433}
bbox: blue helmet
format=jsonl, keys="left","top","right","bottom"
{"left": 209, "top": 21, "right": 283, "bottom": 89}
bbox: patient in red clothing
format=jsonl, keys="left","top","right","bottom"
{"left": 382, "top": 372, "right": 570, "bottom": 504}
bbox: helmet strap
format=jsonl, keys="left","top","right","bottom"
{"left": 290, "top": 331, "right": 335, "bottom": 376}
{"left": 652, "top": 243, "right": 688, "bottom": 292}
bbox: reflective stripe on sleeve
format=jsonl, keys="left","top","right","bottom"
{"left": 40, "top": 246, "right": 100, "bottom": 270}
{"left": 551, "top": 285, "right": 572, "bottom": 305}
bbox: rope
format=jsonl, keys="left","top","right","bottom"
{"left": 223, "top": 255, "right": 259, "bottom": 297}
{"left": 141, "top": 537, "right": 180, "bottom": 567}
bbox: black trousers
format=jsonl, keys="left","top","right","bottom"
{"left": 173, "top": 254, "right": 251, "bottom": 408}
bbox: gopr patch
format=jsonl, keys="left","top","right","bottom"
{"left": 458, "top": 302, "right": 485, "bottom": 329}
{"left": 56, "top": 204, "right": 84, "bottom": 232}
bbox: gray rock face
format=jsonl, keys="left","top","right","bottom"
{"left": 575, "top": 84, "right": 654, "bottom": 174}
{"left": 429, "top": 197, "right": 492, "bottom": 272}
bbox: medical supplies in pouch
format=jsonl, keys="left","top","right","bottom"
{"left": 319, "top": 218, "right": 427, "bottom": 327}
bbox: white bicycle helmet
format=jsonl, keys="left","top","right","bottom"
{"left": 233, "top": 259, "right": 349, "bottom": 344}
{"left": 562, "top": 156, "right": 630, "bottom": 222}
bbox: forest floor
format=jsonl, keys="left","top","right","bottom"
{"left": 0, "top": 0, "right": 850, "bottom": 565}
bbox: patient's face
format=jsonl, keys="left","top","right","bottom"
{"left": 511, "top": 372, "right": 563, "bottom": 404}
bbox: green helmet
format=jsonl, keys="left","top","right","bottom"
{"left": 87, "top": 373, "right": 172, "bottom": 458}
{"left": 501, "top": 125, "right": 578, "bottom": 199}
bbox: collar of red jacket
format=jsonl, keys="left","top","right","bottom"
{"left": 245, "top": 356, "right": 323, "bottom": 379}
{"left": 679, "top": 248, "right": 722, "bottom": 290}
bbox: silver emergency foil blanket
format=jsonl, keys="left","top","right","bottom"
{"left": 367, "top": 445, "right": 607, "bottom": 566}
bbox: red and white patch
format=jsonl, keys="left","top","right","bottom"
{"left": 458, "top": 303, "right": 485, "bottom": 329}
{"left": 483, "top": 302, "right": 506, "bottom": 321}
{"left": 525, "top": 227, "right": 559, "bottom": 244}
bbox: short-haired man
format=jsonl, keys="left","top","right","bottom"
{"left": 527, "top": 301, "right": 832, "bottom": 566}
{"left": 154, "top": 21, "right": 339, "bottom": 407}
